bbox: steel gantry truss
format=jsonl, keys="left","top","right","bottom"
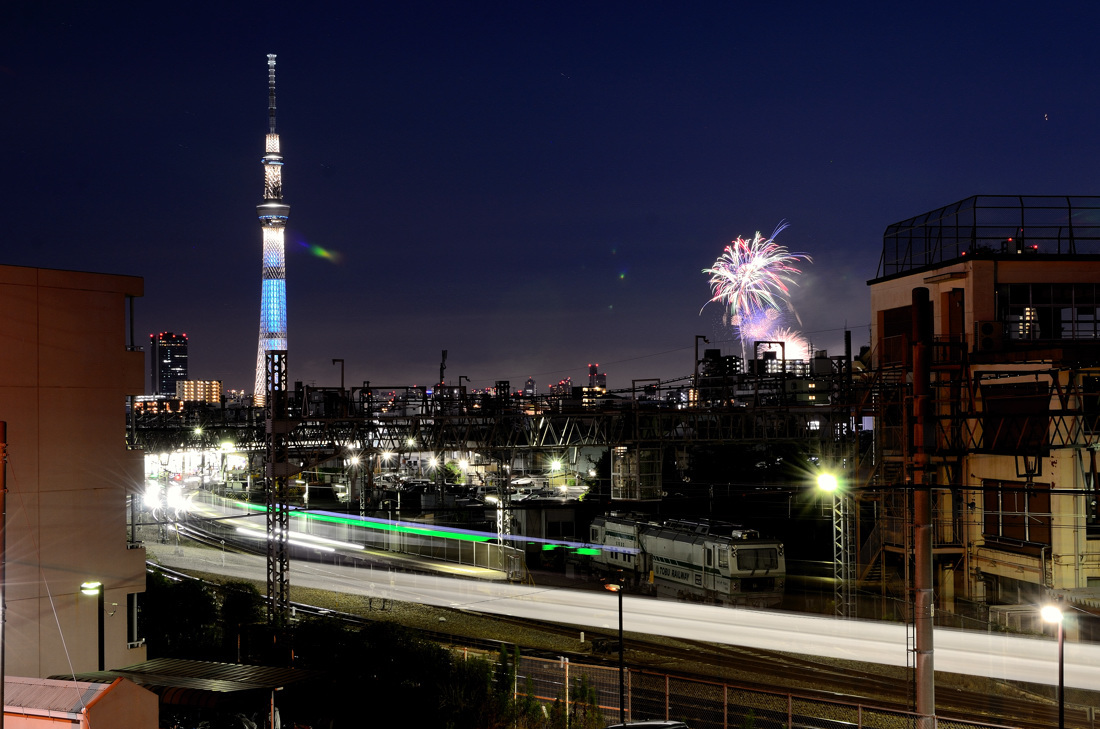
{"left": 265, "top": 351, "right": 291, "bottom": 628}
{"left": 131, "top": 396, "right": 858, "bottom": 469}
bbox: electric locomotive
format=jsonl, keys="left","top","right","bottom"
{"left": 589, "top": 514, "right": 785, "bottom": 608}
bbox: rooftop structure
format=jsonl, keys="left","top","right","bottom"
{"left": 876, "top": 195, "right": 1100, "bottom": 280}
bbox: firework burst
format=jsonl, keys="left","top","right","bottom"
{"left": 701, "top": 222, "right": 810, "bottom": 320}
{"left": 756, "top": 327, "right": 811, "bottom": 361}
{"left": 701, "top": 222, "right": 812, "bottom": 358}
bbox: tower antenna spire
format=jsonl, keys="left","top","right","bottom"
{"left": 267, "top": 53, "right": 278, "bottom": 134}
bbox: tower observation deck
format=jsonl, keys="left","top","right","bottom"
{"left": 254, "top": 53, "right": 290, "bottom": 405}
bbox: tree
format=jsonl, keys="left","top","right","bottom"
{"left": 218, "top": 580, "right": 263, "bottom": 662}
{"left": 141, "top": 569, "right": 219, "bottom": 658}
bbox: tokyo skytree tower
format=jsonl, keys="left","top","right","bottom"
{"left": 254, "top": 53, "right": 290, "bottom": 405}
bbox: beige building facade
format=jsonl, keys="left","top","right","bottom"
{"left": 865, "top": 196, "right": 1100, "bottom": 629}
{"left": 0, "top": 265, "right": 147, "bottom": 676}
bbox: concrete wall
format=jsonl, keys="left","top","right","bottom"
{"left": 0, "top": 265, "right": 147, "bottom": 676}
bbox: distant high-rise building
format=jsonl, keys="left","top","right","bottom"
{"left": 176, "top": 379, "right": 222, "bottom": 403}
{"left": 549, "top": 377, "right": 573, "bottom": 396}
{"left": 523, "top": 377, "right": 536, "bottom": 396}
{"left": 254, "top": 53, "right": 290, "bottom": 406}
{"left": 150, "top": 331, "right": 188, "bottom": 396}
{"left": 587, "top": 363, "right": 606, "bottom": 389}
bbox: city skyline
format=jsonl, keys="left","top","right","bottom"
{"left": 5, "top": 3, "right": 1100, "bottom": 392}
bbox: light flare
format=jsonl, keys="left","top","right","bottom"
{"left": 298, "top": 240, "right": 343, "bottom": 264}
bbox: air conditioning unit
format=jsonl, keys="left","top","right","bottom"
{"left": 976, "top": 321, "right": 1003, "bottom": 351}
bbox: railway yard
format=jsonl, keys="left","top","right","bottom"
{"left": 153, "top": 533, "right": 1099, "bottom": 729}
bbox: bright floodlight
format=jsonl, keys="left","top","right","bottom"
{"left": 166, "top": 483, "right": 185, "bottom": 511}
{"left": 817, "top": 473, "right": 839, "bottom": 492}
{"left": 382, "top": 451, "right": 394, "bottom": 461}
{"left": 80, "top": 581, "right": 102, "bottom": 595}
{"left": 550, "top": 459, "right": 562, "bottom": 471}
{"left": 349, "top": 455, "right": 360, "bottom": 466}
{"left": 604, "top": 583, "right": 622, "bottom": 593}
{"left": 458, "top": 459, "right": 469, "bottom": 471}
{"left": 143, "top": 482, "right": 161, "bottom": 508}
{"left": 429, "top": 457, "right": 438, "bottom": 468}
{"left": 1041, "top": 604, "right": 1064, "bottom": 624}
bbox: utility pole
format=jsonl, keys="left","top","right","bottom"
{"left": 694, "top": 335, "right": 709, "bottom": 405}
{"left": 911, "top": 288, "right": 935, "bottom": 726}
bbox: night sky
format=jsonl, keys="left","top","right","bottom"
{"left": 4, "top": 2, "right": 1099, "bottom": 394}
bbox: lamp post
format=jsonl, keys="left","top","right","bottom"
{"left": 604, "top": 574, "right": 626, "bottom": 725}
{"left": 81, "top": 581, "right": 105, "bottom": 671}
{"left": 1041, "top": 601, "right": 1065, "bottom": 729}
{"left": 348, "top": 453, "right": 361, "bottom": 515}
{"left": 158, "top": 453, "right": 170, "bottom": 544}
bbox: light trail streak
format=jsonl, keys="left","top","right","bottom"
{"left": 150, "top": 542, "right": 1100, "bottom": 692}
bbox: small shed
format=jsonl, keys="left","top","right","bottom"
{"left": 4, "top": 675, "right": 157, "bottom": 729}
{"left": 60, "top": 658, "right": 316, "bottom": 727}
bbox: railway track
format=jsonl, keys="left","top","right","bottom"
{"left": 426, "top": 609, "right": 1085, "bottom": 729}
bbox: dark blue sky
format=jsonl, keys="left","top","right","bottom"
{"left": 4, "top": 2, "right": 1099, "bottom": 393}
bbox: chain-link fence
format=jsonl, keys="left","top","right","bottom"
{"left": 511, "top": 657, "right": 1022, "bottom": 729}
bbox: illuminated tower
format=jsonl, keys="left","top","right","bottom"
{"left": 254, "top": 53, "right": 290, "bottom": 405}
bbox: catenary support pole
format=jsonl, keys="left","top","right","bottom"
{"left": 911, "top": 287, "right": 935, "bottom": 726}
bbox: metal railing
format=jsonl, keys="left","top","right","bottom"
{"left": 510, "top": 656, "right": 1022, "bottom": 729}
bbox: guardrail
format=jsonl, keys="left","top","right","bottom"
{"left": 510, "top": 656, "right": 1023, "bottom": 729}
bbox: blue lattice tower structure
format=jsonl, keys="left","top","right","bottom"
{"left": 254, "top": 53, "right": 290, "bottom": 406}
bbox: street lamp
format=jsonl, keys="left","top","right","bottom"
{"left": 347, "top": 453, "right": 361, "bottom": 515}
{"left": 81, "top": 581, "right": 105, "bottom": 671}
{"left": 604, "top": 575, "right": 626, "bottom": 725}
{"left": 158, "top": 453, "right": 170, "bottom": 544}
{"left": 1041, "top": 600, "right": 1065, "bottom": 729}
